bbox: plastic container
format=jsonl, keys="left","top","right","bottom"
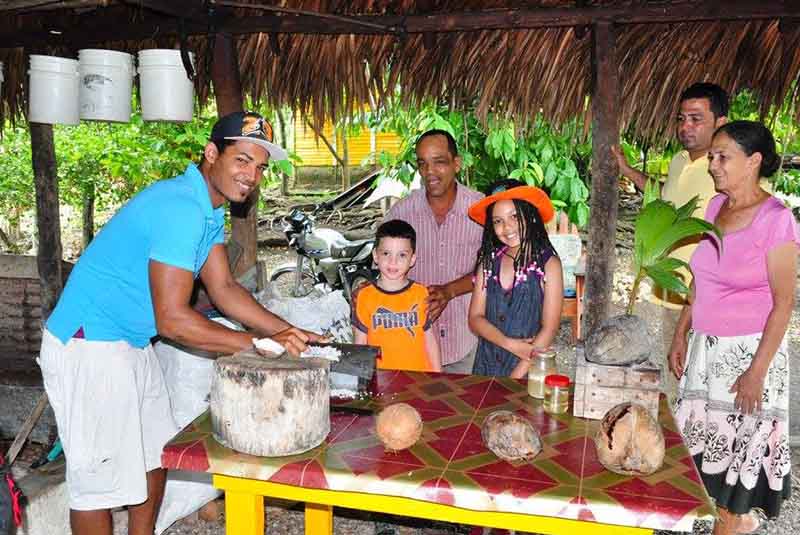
{"left": 527, "top": 349, "right": 557, "bottom": 399}
{"left": 28, "top": 55, "right": 80, "bottom": 125}
{"left": 543, "top": 374, "right": 570, "bottom": 415}
{"left": 0, "top": 62, "right": 4, "bottom": 97}
{"left": 138, "top": 49, "right": 194, "bottom": 122}
{"left": 78, "top": 49, "right": 135, "bottom": 122}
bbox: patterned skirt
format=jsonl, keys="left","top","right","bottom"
{"left": 673, "top": 330, "right": 791, "bottom": 518}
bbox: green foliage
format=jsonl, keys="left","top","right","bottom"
{"left": 729, "top": 87, "right": 800, "bottom": 197}
{"left": 0, "top": 108, "right": 296, "bottom": 241}
{"left": 628, "top": 195, "right": 721, "bottom": 314}
{"left": 0, "top": 124, "right": 35, "bottom": 226}
{"left": 372, "top": 103, "right": 592, "bottom": 227}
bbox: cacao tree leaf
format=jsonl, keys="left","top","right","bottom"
{"left": 540, "top": 143, "right": 554, "bottom": 164}
{"left": 531, "top": 162, "right": 544, "bottom": 184}
{"left": 544, "top": 161, "right": 558, "bottom": 187}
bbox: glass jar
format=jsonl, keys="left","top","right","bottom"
{"left": 543, "top": 374, "right": 570, "bottom": 414}
{"left": 527, "top": 349, "right": 557, "bottom": 399}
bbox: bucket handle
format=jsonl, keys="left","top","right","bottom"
{"left": 179, "top": 18, "right": 195, "bottom": 81}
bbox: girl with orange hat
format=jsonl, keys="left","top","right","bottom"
{"left": 467, "top": 179, "right": 564, "bottom": 378}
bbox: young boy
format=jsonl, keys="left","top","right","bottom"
{"left": 352, "top": 219, "right": 442, "bottom": 372}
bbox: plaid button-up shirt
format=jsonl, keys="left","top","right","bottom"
{"left": 386, "top": 183, "right": 484, "bottom": 365}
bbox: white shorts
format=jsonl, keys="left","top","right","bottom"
{"left": 39, "top": 329, "right": 179, "bottom": 511}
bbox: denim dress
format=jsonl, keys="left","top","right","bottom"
{"left": 472, "top": 249, "right": 552, "bottom": 376}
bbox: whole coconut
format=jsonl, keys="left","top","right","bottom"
{"left": 594, "top": 402, "right": 665, "bottom": 476}
{"left": 584, "top": 314, "right": 654, "bottom": 366}
{"left": 375, "top": 403, "right": 423, "bottom": 451}
{"left": 482, "top": 410, "right": 542, "bottom": 462}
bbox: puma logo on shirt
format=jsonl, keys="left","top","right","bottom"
{"left": 372, "top": 304, "right": 419, "bottom": 337}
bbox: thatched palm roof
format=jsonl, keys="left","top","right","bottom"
{"left": 0, "top": 1, "right": 798, "bottom": 143}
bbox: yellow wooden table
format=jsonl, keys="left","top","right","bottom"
{"left": 163, "top": 371, "right": 715, "bottom": 534}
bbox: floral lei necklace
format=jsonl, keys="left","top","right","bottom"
{"left": 483, "top": 245, "right": 546, "bottom": 289}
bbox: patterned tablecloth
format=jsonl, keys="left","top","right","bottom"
{"left": 162, "top": 370, "right": 715, "bottom": 532}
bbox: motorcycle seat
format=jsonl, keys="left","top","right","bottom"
{"left": 330, "top": 239, "right": 372, "bottom": 259}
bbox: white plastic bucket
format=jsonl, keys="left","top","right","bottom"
{"left": 28, "top": 55, "right": 80, "bottom": 125}
{"left": 78, "top": 49, "right": 135, "bottom": 123}
{"left": 138, "top": 49, "right": 194, "bottom": 122}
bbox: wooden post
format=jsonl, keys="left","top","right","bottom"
{"left": 584, "top": 21, "right": 619, "bottom": 336}
{"left": 276, "top": 109, "right": 290, "bottom": 196}
{"left": 340, "top": 125, "right": 350, "bottom": 190}
{"left": 30, "top": 123, "right": 63, "bottom": 319}
{"left": 211, "top": 32, "right": 254, "bottom": 278}
{"left": 82, "top": 182, "right": 95, "bottom": 250}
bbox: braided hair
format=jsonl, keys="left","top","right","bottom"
{"left": 475, "top": 197, "right": 555, "bottom": 286}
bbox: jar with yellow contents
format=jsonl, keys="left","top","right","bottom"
{"left": 543, "top": 374, "right": 571, "bottom": 414}
{"left": 527, "top": 349, "right": 557, "bottom": 399}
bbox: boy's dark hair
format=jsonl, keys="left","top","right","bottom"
{"left": 475, "top": 181, "right": 555, "bottom": 282}
{"left": 416, "top": 129, "right": 458, "bottom": 157}
{"left": 679, "top": 83, "right": 729, "bottom": 119}
{"left": 376, "top": 219, "right": 416, "bottom": 252}
{"left": 714, "top": 120, "right": 781, "bottom": 178}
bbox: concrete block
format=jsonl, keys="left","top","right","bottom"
{"left": 15, "top": 460, "right": 69, "bottom": 535}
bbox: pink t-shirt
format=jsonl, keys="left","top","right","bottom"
{"left": 690, "top": 194, "right": 799, "bottom": 336}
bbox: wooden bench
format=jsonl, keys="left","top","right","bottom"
{"left": 547, "top": 213, "right": 585, "bottom": 342}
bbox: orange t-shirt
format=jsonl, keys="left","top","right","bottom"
{"left": 352, "top": 281, "right": 433, "bottom": 372}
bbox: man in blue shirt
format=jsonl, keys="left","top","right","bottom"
{"left": 40, "top": 111, "right": 316, "bottom": 535}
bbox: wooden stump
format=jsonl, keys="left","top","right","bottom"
{"left": 573, "top": 345, "right": 661, "bottom": 420}
{"left": 210, "top": 351, "right": 330, "bottom": 456}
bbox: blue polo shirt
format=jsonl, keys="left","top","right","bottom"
{"left": 46, "top": 164, "right": 225, "bottom": 348}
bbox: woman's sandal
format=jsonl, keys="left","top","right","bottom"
{"left": 736, "top": 509, "right": 767, "bottom": 534}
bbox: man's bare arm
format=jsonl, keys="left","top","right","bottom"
{"left": 150, "top": 259, "right": 254, "bottom": 354}
{"left": 200, "top": 245, "right": 317, "bottom": 354}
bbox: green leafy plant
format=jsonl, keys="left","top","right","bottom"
{"left": 627, "top": 187, "right": 722, "bottom": 315}
{"left": 372, "top": 102, "right": 592, "bottom": 227}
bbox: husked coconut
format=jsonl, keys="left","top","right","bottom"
{"left": 482, "top": 410, "right": 542, "bottom": 462}
{"left": 584, "top": 314, "right": 654, "bottom": 366}
{"left": 375, "top": 403, "right": 423, "bottom": 451}
{"left": 594, "top": 402, "right": 665, "bottom": 475}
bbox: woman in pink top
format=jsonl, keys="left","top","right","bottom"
{"left": 670, "top": 121, "right": 799, "bottom": 535}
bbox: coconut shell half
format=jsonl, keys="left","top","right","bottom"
{"left": 375, "top": 403, "right": 423, "bottom": 451}
{"left": 482, "top": 410, "right": 542, "bottom": 463}
{"left": 594, "top": 402, "right": 665, "bottom": 476}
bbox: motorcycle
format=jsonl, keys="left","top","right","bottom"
{"left": 269, "top": 203, "right": 377, "bottom": 302}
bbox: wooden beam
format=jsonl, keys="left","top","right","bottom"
{"left": 0, "top": 0, "right": 108, "bottom": 11}
{"left": 584, "top": 21, "right": 619, "bottom": 336}
{"left": 117, "top": 0, "right": 209, "bottom": 21}
{"left": 2, "top": 1, "right": 798, "bottom": 48}
{"left": 211, "top": 33, "right": 256, "bottom": 279}
{"left": 30, "top": 122, "right": 64, "bottom": 319}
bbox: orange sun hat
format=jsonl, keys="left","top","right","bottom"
{"left": 468, "top": 179, "right": 555, "bottom": 225}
